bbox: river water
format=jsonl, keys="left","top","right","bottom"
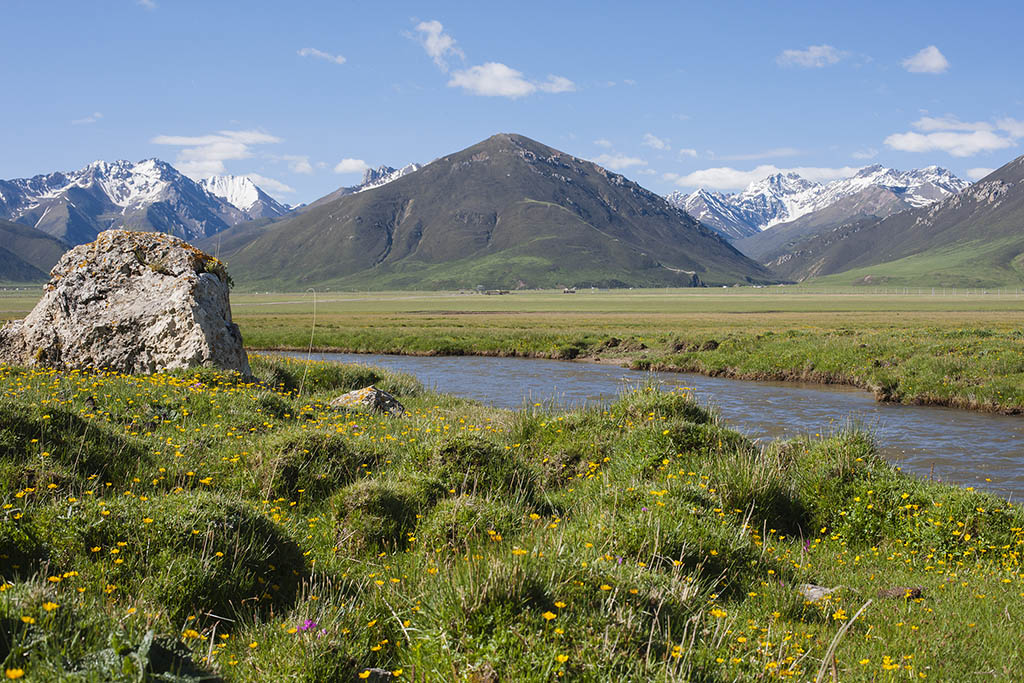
{"left": 284, "top": 351, "right": 1024, "bottom": 500}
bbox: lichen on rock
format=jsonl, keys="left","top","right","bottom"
{"left": 0, "top": 229, "right": 250, "bottom": 375}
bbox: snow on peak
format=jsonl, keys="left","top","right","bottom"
{"left": 668, "top": 164, "right": 968, "bottom": 236}
{"left": 200, "top": 175, "right": 261, "bottom": 211}
{"left": 355, "top": 163, "right": 423, "bottom": 193}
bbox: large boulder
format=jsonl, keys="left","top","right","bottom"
{"left": 0, "top": 229, "right": 250, "bottom": 375}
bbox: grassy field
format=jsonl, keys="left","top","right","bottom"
{"left": 5, "top": 287, "right": 1024, "bottom": 413}
{"left": 2, "top": 355, "right": 1022, "bottom": 680}
{"left": 219, "top": 288, "right": 1024, "bottom": 414}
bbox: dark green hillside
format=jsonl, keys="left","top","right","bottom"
{"left": 218, "top": 134, "right": 775, "bottom": 289}
{"left": 0, "top": 247, "right": 47, "bottom": 283}
{"left": 0, "top": 219, "right": 69, "bottom": 283}
{"left": 765, "top": 156, "right": 1024, "bottom": 286}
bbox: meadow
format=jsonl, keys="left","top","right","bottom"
{"left": 212, "top": 287, "right": 1024, "bottom": 413}
{"left": 2, "top": 354, "right": 1022, "bottom": 681}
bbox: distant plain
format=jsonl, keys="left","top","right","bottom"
{"left": 5, "top": 286, "right": 1023, "bottom": 413}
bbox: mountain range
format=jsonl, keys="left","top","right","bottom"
{"left": 3, "top": 137, "right": 1019, "bottom": 291}
{"left": 0, "top": 160, "right": 289, "bottom": 248}
{"left": 666, "top": 165, "right": 968, "bottom": 244}
{"left": 762, "top": 154, "right": 1024, "bottom": 287}
{"left": 203, "top": 133, "right": 774, "bottom": 289}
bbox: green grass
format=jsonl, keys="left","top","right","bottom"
{"left": 813, "top": 236, "right": 1024, "bottom": 289}
{"left": 220, "top": 289, "right": 1024, "bottom": 413}
{"left": 7, "top": 287, "right": 1024, "bottom": 412}
{"left": 2, "top": 356, "right": 1023, "bottom": 680}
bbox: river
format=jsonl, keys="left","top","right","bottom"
{"left": 284, "top": 351, "right": 1024, "bottom": 500}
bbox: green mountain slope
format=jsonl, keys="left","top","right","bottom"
{"left": 213, "top": 134, "right": 775, "bottom": 289}
{"left": 0, "top": 219, "right": 70, "bottom": 283}
{"left": 0, "top": 246, "right": 47, "bottom": 283}
{"left": 765, "top": 156, "right": 1024, "bottom": 287}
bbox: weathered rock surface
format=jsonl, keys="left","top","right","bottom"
{"left": 797, "top": 583, "right": 842, "bottom": 601}
{"left": 329, "top": 386, "right": 405, "bottom": 416}
{"left": 0, "top": 229, "right": 250, "bottom": 375}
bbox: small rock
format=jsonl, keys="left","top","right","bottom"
{"left": 330, "top": 386, "right": 405, "bottom": 416}
{"left": 797, "top": 583, "right": 840, "bottom": 601}
{"left": 360, "top": 668, "right": 392, "bottom": 682}
{"left": 878, "top": 586, "right": 923, "bottom": 600}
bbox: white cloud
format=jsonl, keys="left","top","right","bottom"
{"left": 334, "top": 158, "right": 369, "bottom": 174}
{"left": 913, "top": 116, "right": 992, "bottom": 132}
{"left": 279, "top": 154, "right": 313, "bottom": 174}
{"left": 245, "top": 173, "right": 294, "bottom": 196}
{"left": 714, "top": 147, "right": 802, "bottom": 161}
{"left": 137, "top": 0, "right": 156, "bottom": 9}
{"left": 152, "top": 130, "right": 281, "bottom": 146}
{"left": 997, "top": 118, "right": 1024, "bottom": 138}
{"left": 151, "top": 129, "right": 282, "bottom": 178}
{"left": 414, "top": 20, "right": 463, "bottom": 71}
{"left": 884, "top": 114, "right": 1024, "bottom": 157}
{"left": 642, "top": 133, "right": 670, "bottom": 151}
{"left": 538, "top": 75, "right": 576, "bottom": 93}
{"left": 884, "top": 130, "right": 1013, "bottom": 157}
{"left": 418, "top": 19, "right": 573, "bottom": 98}
{"left": 776, "top": 45, "right": 843, "bottom": 68}
{"left": 966, "top": 168, "right": 995, "bottom": 181}
{"left": 594, "top": 138, "right": 613, "bottom": 148}
{"left": 449, "top": 63, "right": 534, "bottom": 97}
{"left": 852, "top": 148, "right": 878, "bottom": 160}
{"left": 662, "top": 172, "right": 680, "bottom": 182}
{"left": 674, "top": 164, "right": 859, "bottom": 191}
{"left": 594, "top": 154, "right": 647, "bottom": 171}
{"left": 678, "top": 148, "right": 698, "bottom": 158}
{"left": 297, "top": 47, "right": 346, "bottom": 65}
{"left": 636, "top": 168, "right": 657, "bottom": 176}
{"left": 902, "top": 46, "right": 949, "bottom": 74}
{"left": 447, "top": 62, "right": 575, "bottom": 98}
{"left": 72, "top": 111, "right": 103, "bottom": 125}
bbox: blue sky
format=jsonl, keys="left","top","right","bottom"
{"left": 3, "top": 0, "right": 1023, "bottom": 204}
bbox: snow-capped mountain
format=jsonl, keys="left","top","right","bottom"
{"left": 666, "top": 189, "right": 760, "bottom": 240}
{"left": 356, "top": 163, "right": 423, "bottom": 193}
{"left": 666, "top": 165, "right": 969, "bottom": 239}
{"left": 200, "top": 175, "right": 289, "bottom": 220}
{"left": 300, "top": 163, "right": 425, "bottom": 213}
{"left": 0, "top": 160, "right": 288, "bottom": 246}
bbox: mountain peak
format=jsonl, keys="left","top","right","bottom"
{"left": 672, "top": 163, "right": 969, "bottom": 239}
{"left": 216, "top": 133, "right": 774, "bottom": 289}
{"left": 1, "top": 159, "right": 290, "bottom": 245}
{"left": 200, "top": 175, "right": 289, "bottom": 219}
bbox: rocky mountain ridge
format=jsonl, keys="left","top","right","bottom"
{"left": 0, "top": 159, "right": 287, "bottom": 246}
{"left": 666, "top": 165, "right": 969, "bottom": 240}
{"left": 759, "top": 158, "right": 1024, "bottom": 286}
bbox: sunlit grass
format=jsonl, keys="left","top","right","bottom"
{"left": 2, "top": 356, "right": 1022, "bottom": 679}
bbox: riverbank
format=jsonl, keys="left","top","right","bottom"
{"left": 250, "top": 330, "right": 1024, "bottom": 415}
{"left": 2, "top": 354, "right": 1022, "bottom": 679}
{"left": 262, "top": 349, "right": 1024, "bottom": 498}
{"left": 7, "top": 288, "right": 1024, "bottom": 414}
{"left": 229, "top": 289, "right": 1024, "bottom": 416}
